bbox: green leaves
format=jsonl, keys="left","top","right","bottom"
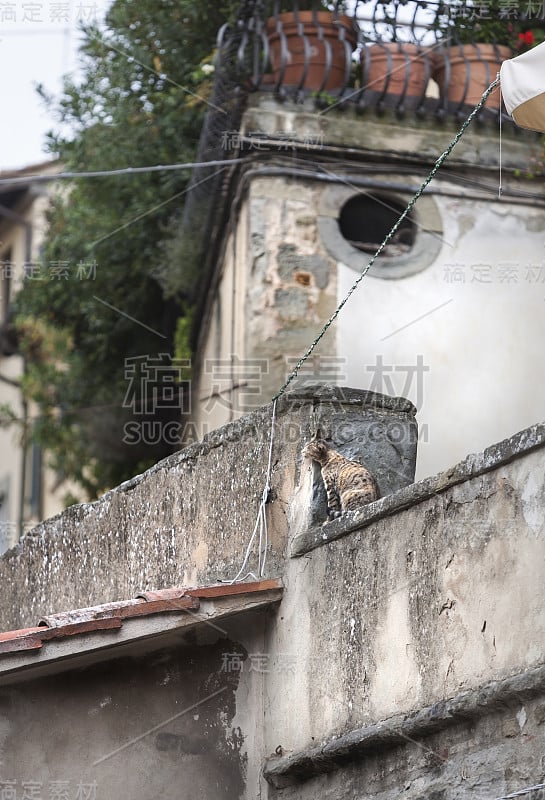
{"left": 15, "top": 0, "right": 240, "bottom": 500}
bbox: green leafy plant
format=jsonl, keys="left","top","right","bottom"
{"left": 310, "top": 88, "right": 339, "bottom": 106}
{"left": 13, "top": 0, "right": 241, "bottom": 500}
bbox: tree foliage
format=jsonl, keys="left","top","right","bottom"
{"left": 15, "top": 0, "right": 239, "bottom": 499}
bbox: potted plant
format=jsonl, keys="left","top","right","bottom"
{"left": 432, "top": 1, "right": 516, "bottom": 113}
{"left": 361, "top": 39, "right": 431, "bottom": 112}
{"left": 265, "top": 2, "right": 359, "bottom": 93}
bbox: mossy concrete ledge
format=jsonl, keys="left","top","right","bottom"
{"left": 291, "top": 421, "right": 545, "bottom": 557}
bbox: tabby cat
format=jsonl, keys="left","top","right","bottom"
{"left": 303, "top": 440, "right": 379, "bottom": 520}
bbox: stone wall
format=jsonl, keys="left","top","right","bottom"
{"left": 265, "top": 686, "right": 545, "bottom": 799}
{"left": 0, "top": 386, "right": 416, "bottom": 631}
{"left": 258, "top": 423, "right": 545, "bottom": 800}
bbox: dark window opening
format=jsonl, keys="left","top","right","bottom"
{"left": 338, "top": 194, "right": 415, "bottom": 257}
{"left": 0, "top": 247, "right": 19, "bottom": 357}
{"left": 28, "top": 440, "right": 43, "bottom": 521}
{"left": 1, "top": 248, "right": 12, "bottom": 322}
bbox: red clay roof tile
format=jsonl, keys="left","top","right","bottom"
{"left": 0, "top": 578, "right": 282, "bottom": 659}
{"left": 0, "top": 626, "right": 42, "bottom": 642}
{"left": 184, "top": 578, "right": 283, "bottom": 599}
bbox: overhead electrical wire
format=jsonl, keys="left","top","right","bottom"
{"left": 0, "top": 157, "right": 247, "bottom": 186}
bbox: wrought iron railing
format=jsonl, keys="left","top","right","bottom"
{"left": 172, "top": 1, "right": 541, "bottom": 306}
{"left": 215, "top": 0, "right": 543, "bottom": 120}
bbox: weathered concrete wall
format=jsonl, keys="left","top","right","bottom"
{"left": 241, "top": 95, "right": 542, "bottom": 171}
{"left": 260, "top": 424, "right": 545, "bottom": 776}
{"left": 0, "top": 628, "right": 251, "bottom": 799}
{"left": 0, "top": 402, "right": 286, "bottom": 631}
{"left": 0, "top": 387, "right": 416, "bottom": 631}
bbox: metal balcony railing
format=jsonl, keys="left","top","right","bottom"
{"left": 173, "top": 1, "right": 542, "bottom": 305}
{"left": 216, "top": 0, "right": 543, "bottom": 121}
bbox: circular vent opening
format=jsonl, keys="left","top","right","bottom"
{"left": 338, "top": 193, "right": 415, "bottom": 257}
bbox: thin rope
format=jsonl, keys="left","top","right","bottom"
{"left": 499, "top": 73, "right": 503, "bottom": 199}
{"left": 272, "top": 76, "right": 501, "bottom": 402}
{"left": 223, "top": 399, "right": 277, "bottom": 584}
{"left": 259, "top": 398, "right": 277, "bottom": 578}
{"left": 494, "top": 781, "right": 545, "bottom": 800}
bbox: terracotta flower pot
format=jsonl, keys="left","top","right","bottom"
{"left": 265, "top": 11, "right": 358, "bottom": 92}
{"left": 433, "top": 44, "right": 512, "bottom": 112}
{"left": 362, "top": 42, "right": 429, "bottom": 107}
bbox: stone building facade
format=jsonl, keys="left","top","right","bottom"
{"left": 192, "top": 94, "right": 545, "bottom": 483}
{"left": 1, "top": 7, "right": 545, "bottom": 798}
{"left": 0, "top": 160, "right": 75, "bottom": 553}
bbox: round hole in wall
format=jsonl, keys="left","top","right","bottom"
{"left": 338, "top": 193, "right": 416, "bottom": 258}
{"left": 318, "top": 182, "right": 442, "bottom": 280}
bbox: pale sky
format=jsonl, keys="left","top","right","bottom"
{"left": 1, "top": 0, "right": 111, "bottom": 170}
{"left": 0, "top": 1, "right": 433, "bottom": 171}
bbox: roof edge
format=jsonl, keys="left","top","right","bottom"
{"left": 0, "top": 579, "right": 283, "bottom": 670}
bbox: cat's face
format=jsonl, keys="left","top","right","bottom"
{"left": 303, "top": 440, "right": 329, "bottom": 464}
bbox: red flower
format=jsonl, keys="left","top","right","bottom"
{"left": 518, "top": 30, "right": 535, "bottom": 45}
